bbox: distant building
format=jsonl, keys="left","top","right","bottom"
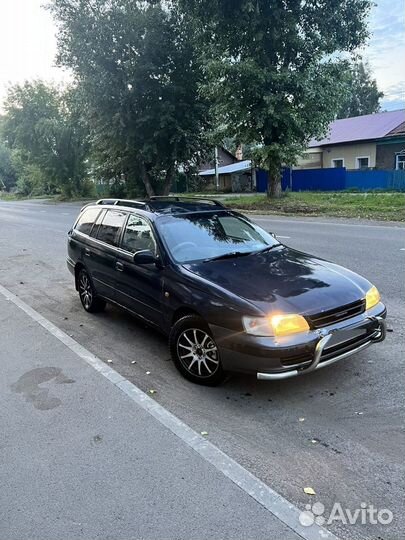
{"left": 199, "top": 146, "right": 258, "bottom": 192}
{"left": 296, "top": 109, "right": 405, "bottom": 171}
{"left": 199, "top": 146, "right": 239, "bottom": 173}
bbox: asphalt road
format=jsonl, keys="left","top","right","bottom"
{"left": 0, "top": 199, "right": 404, "bottom": 539}
{"left": 0, "top": 293, "right": 303, "bottom": 540}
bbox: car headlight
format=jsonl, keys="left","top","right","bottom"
{"left": 365, "top": 285, "right": 380, "bottom": 310}
{"left": 242, "top": 314, "right": 310, "bottom": 337}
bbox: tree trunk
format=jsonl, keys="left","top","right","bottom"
{"left": 162, "top": 165, "right": 174, "bottom": 196}
{"left": 267, "top": 166, "right": 282, "bottom": 199}
{"left": 140, "top": 163, "right": 155, "bottom": 197}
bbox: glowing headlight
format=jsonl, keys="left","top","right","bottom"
{"left": 365, "top": 285, "right": 380, "bottom": 310}
{"left": 243, "top": 314, "right": 310, "bottom": 337}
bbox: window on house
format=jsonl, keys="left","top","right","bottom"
{"left": 356, "top": 157, "right": 370, "bottom": 169}
{"left": 332, "top": 159, "right": 344, "bottom": 168}
{"left": 396, "top": 154, "right": 405, "bottom": 170}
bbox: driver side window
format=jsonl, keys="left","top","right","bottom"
{"left": 121, "top": 214, "right": 156, "bottom": 254}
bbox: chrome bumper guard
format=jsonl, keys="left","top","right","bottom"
{"left": 257, "top": 316, "right": 386, "bottom": 381}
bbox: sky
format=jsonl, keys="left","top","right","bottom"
{"left": 0, "top": 0, "right": 404, "bottom": 112}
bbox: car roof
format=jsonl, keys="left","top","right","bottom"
{"left": 81, "top": 196, "right": 228, "bottom": 218}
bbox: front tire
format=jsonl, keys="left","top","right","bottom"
{"left": 169, "top": 315, "right": 225, "bottom": 386}
{"left": 78, "top": 268, "right": 106, "bottom": 313}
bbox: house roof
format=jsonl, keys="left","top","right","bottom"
{"left": 308, "top": 109, "right": 405, "bottom": 148}
{"left": 199, "top": 159, "right": 252, "bottom": 176}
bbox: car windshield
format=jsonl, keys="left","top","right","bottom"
{"left": 155, "top": 212, "right": 279, "bottom": 263}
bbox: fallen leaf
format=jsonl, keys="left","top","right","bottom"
{"left": 200, "top": 431, "right": 208, "bottom": 436}
{"left": 304, "top": 487, "right": 316, "bottom": 495}
{"left": 148, "top": 389, "right": 156, "bottom": 394}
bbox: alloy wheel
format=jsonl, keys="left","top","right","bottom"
{"left": 177, "top": 328, "right": 219, "bottom": 378}
{"left": 79, "top": 272, "right": 93, "bottom": 309}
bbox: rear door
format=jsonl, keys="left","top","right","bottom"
{"left": 69, "top": 207, "right": 102, "bottom": 271}
{"left": 114, "top": 213, "right": 164, "bottom": 326}
{"left": 87, "top": 209, "right": 127, "bottom": 299}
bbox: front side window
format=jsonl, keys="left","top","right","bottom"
{"left": 156, "top": 212, "right": 279, "bottom": 263}
{"left": 75, "top": 208, "right": 101, "bottom": 236}
{"left": 121, "top": 214, "right": 156, "bottom": 254}
{"left": 96, "top": 210, "right": 127, "bottom": 247}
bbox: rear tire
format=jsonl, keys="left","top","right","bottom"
{"left": 77, "top": 268, "right": 106, "bottom": 313}
{"left": 169, "top": 315, "right": 225, "bottom": 386}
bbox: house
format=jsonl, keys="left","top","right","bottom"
{"left": 199, "top": 146, "right": 239, "bottom": 173}
{"left": 296, "top": 109, "right": 405, "bottom": 171}
{"left": 199, "top": 146, "right": 264, "bottom": 192}
{"left": 199, "top": 159, "right": 255, "bottom": 192}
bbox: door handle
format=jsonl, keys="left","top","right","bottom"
{"left": 84, "top": 248, "right": 91, "bottom": 257}
{"left": 115, "top": 261, "right": 124, "bottom": 272}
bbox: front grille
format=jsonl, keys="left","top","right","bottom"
{"left": 320, "top": 328, "right": 376, "bottom": 363}
{"left": 281, "top": 353, "right": 312, "bottom": 367}
{"left": 306, "top": 299, "right": 365, "bottom": 329}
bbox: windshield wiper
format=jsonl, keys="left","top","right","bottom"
{"left": 253, "top": 243, "right": 281, "bottom": 255}
{"left": 203, "top": 251, "right": 253, "bottom": 263}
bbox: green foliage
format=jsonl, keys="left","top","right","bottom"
{"left": 2, "top": 81, "right": 90, "bottom": 198}
{"left": 223, "top": 192, "right": 405, "bottom": 221}
{"left": 0, "top": 142, "right": 18, "bottom": 191}
{"left": 177, "top": 0, "right": 373, "bottom": 197}
{"left": 50, "top": 0, "right": 211, "bottom": 196}
{"left": 337, "top": 60, "right": 383, "bottom": 119}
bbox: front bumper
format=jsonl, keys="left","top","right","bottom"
{"left": 210, "top": 303, "right": 387, "bottom": 379}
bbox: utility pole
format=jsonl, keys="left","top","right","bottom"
{"left": 214, "top": 146, "right": 219, "bottom": 191}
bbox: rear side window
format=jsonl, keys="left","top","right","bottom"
{"left": 75, "top": 208, "right": 101, "bottom": 236}
{"left": 96, "top": 210, "right": 127, "bottom": 247}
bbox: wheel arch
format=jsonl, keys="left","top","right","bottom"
{"left": 74, "top": 262, "right": 86, "bottom": 291}
{"left": 171, "top": 306, "right": 202, "bottom": 326}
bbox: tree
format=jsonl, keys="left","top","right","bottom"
{"left": 177, "top": 0, "right": 373, "bottom": 197}
{"left": 50, "top": 0, "right": 210, "bottom": 196}
{"left": 2, "top": 81, "right": 91, "bottom": 197}
{"left": 337, "top": 61, "right": 383, "bottom": 119}
{"left": 0, "top": 142, "right": 18, "bottom": 191}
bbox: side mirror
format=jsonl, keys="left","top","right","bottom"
{"left": 133, "top": 249, "right": 157, "bottom": 265}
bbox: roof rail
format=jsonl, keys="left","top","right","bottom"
{"left": 95, "top": 198, "right": 148, "bottom": 209}
{"left": 148, "top": 196, "right": 225, "bottom": 208}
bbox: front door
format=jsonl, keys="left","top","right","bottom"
{"left": 114, "top": 213, "right": 164, "bottom": 326}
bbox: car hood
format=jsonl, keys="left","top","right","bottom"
{"left": 182, "top": 246, "right": 371, "bottom": 316}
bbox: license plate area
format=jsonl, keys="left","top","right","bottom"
{"left": 324, "top": 328, "right": 367, "bottom": 349}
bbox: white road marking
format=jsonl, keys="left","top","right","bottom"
{"left": 400, "top": 248, "right": 405, "bottom": 251}
{"left": 254, "top": 217, "right": 404, "bottom": 230}
{"left": 276, "top": 235, "right": 291, "bottom": 239}
{"left": 0, "top": 282, "right": 336, "bottom": 540}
